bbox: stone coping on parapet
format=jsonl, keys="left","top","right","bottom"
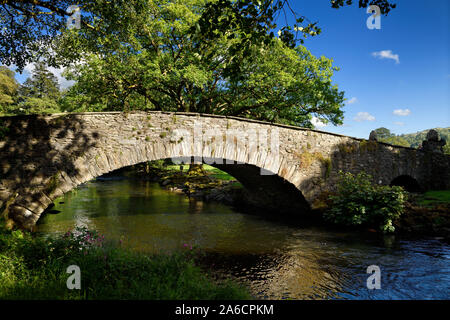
{"left": 0, "top": 111, "right": 425, "bottom": 152}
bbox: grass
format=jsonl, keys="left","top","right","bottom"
{"left": 0, "top": 223, "right": 251, "bottom": 300}
{"left": 416, "top": 190, "right": 450, "bottom": 207}
{"left": 165, "top": 164, "right": 238, "bottom": 181}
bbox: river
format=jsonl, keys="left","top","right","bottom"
{"left": 36, "top": 176, "right": 450, "bottom": 300}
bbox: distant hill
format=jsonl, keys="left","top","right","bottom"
{"left": 399, "top": 127, "right": 450, "bottom": 148}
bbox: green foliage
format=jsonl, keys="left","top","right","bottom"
{"left": 324, "top": 171, "right": 406, "bottom": 233}
{"left": 16, "top": 62, "right": 62, "bottom": 115}
{"left": 19, "top": 62, "right": 60, "bottom": 101}
{"left": 416, "top": 190, "right": 450, "bottom": 207}
{"left": 400, "top": 127, "right": 450, "bottom": 149}
{"left": 380, "top": 136, "right": 410, "bottom": 147}
{"left": 0, "top": 0, "right": 395, "bottom": 72}
{"left": 17, "top": 97, "right": 62, "bottom": 115}
{"left": 59, "top": 0, "right": 345, "bottom": 127}
{"left": 1, "top": 61, "right": 63, "bottom": 115}
{"left": 0, "top": 224, "right": 250, "bottom": 300}
{"left": 0, "top": 66, "right": 19, "bottom": 114}
{"left": 373, "top": 127, "right": 410, "bottom": 147}
{"left": 374, "top": 127, "right": 393, "bottom": 140}
{"left": 443, "top": 143, "right": 450, "bottom": 155}
{"left": 372, "top": 127, "right": 450, "bottom": 150}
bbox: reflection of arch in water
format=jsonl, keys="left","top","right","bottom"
{"left": 37, "top": 156, "right": 310, "bottom": 225}
{"left": 390, "top": 175, "right": 422, "bottom": 192}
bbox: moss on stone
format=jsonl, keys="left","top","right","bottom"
{"left": 338, "top": 142, "right": 358, "bottom": 154}
{"left": 320, "top": 157, "right": 332, "bottom": 179}
{"left": 45, "top": 173, "right": 60, "bottom": 195}
{"left": 359, "top": 140, "right": 378, "bottom": 153}
{"left": 297, "top": 147, "right": 327, "bottom": 169}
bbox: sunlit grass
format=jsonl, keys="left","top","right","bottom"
{"left": 165, "top": 164, "right": 238, "bottom": 181}
{"left": 417, "top": 190, "right": 450, "bottom": 207}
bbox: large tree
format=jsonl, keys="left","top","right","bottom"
{"left": 17, "top": 61, "right": 61, "bottom": 114}
{"left": 374, "top": 127, "right": 410, "bottom": 147}
{"left": 61, "top": 0, "right": 344, "bottom": 127}
{"left": 1, "top": 0, "right": 396, "bottom": 72}
{"left": 19, "top": 61, "right": 60, "bottom": 100}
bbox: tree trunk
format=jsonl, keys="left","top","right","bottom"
{"left": 188, "top": 158, "right": 205, "bottom": 175}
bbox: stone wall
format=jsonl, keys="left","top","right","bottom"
{"left": 1, "top": 112, "right": 449, "bottom": 229}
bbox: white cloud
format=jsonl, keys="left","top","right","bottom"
{"left": 354, "top": 112, "right": 375, "bottom": 122}
{"left": 347, "top": 97, "right": 358, "bottom": 104}
{"left": 372, "top": 50, "right": 400, "bottom": 64}
{"left": 394, "top": 121, "right": 404, "bottom": 126}
{"left": 311, "top": 116, "right": 327, "bottom": 128}
{"left": 393, "top": 108, "right": 411, "bottom": 116}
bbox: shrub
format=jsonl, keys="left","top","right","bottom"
{"left": 323, "top": 171, "right": 406, "bottom": 232}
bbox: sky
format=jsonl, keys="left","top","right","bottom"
{"left": 283, "top": 0, "right": 449, "bottom": 138}
{"left": 10, "top": 0, "right": 450, "bottom": 139}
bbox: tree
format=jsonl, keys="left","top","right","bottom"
{"left": 1, "top": 1, "right": 396, "bottom": 72}
{"left": 373, "top": 127, "right": 410, "bottom": 147}
{"left": 0, "top": 66, "right": 19, "bottom": 114}
{"left": 20, "top": 61, "right": 60, "bottom": 100}
{"left": 381, "top": 136, "right": 410, "bottom": 147}
{"left": 374, "top": 127, "right": 393, "bottom": 140}
{"left": 0, "top": 0, "right": 89, "bottom": 72}
{"left": 17, "top": 61, "right": 61, "bottom": 114}
{"left": 61, "top": 0, "right": 344, "bottom": 127}
{"left": 400, "top": 127, "right": 450, "bottom": 148}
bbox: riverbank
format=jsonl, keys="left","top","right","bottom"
{"left": 156, "top": 167, "right": 450, "bottom": 238}
{"left": 0, "top": 221, "right": 251, "bottom": 300}
{"left": 394, "top": 191, "right": 450, "bottom": 239}
{"left": 105, "top": 163, "right": 450, "bottom": 238}
{"left": 314, "top": 189, "right": 450, "bottom": 239}
{"left": 124, "top": 162, "right": 251, "bottom": 207}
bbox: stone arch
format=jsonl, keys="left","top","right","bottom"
{"left": 8, "top": 136, "right": 307, "bottom": 229}
{"left": 390, "top": 175, "right": 422, "bottom": 192}
{"left": 2, "top": 112, "right": 450, "bottom": 230}
{"left": 209, "top": 161, "right": 310, "bottom": 214}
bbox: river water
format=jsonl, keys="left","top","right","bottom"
{"left": 36, "top": 177, "right": 450, "bottom": 300}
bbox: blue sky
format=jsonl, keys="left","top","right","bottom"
{"left": 11, "top": 0, "right": 449, "bottom": 139}
{"left": 284, "top": 0, "right": 449, "bottom": 138}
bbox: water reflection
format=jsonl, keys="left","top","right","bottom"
{"left": 36, "top": 178, "right": 450, "bottom": 300}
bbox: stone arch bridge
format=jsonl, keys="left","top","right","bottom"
{"left": 1, "top": 112, "right": 449, "bottom": 230}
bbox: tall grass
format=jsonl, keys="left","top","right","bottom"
{"left": 0, "top": 224, "right": 250, "bottom": 300}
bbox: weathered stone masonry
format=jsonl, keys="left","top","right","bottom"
{"left": 1, "top": 112, "right": 449, "bottom": 230}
